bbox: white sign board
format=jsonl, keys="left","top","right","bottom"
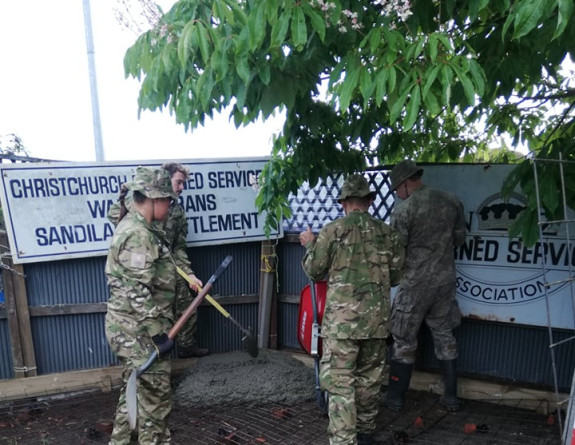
{"left": 0, "top": 158, "right": 281, "bottom": 264}
{"left": 423, "top": 164, "right": 574, "bottom": 330}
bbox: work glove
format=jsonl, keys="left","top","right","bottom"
{"left": 152, "top": 333, "right": 174, "bottom": 358}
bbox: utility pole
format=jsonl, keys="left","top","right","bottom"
{"left": 82, "top": 0, "right": 105, "bottom": 162}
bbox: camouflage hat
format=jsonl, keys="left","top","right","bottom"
{"left": 389, "top": 160, "right": 423, "bottom": 191}
{"left": 338, "top": 174, "right": 376, "bottom": 202}
{"left": 126, "top": 166, "right": 176, "bottom": 200}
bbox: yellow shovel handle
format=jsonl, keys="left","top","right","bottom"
{"left": 176, "top": 266, "right": 231, "bottom": 318}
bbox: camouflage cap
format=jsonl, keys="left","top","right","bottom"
{"left": 338, "top": 174, "right": 376, "bottom": 202}
{"left": 389, "top": 160, "right": 423, "bottom": 191}
{"left": 126, "top": 166, "right": 176, "bottom": 200}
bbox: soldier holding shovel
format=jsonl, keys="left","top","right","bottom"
{"left": 105, "top": 167, "right": 178, "bottom": 444}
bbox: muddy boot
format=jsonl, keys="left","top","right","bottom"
{"left": 357, "top": 432, "right": 373, "bottom": 445}
{"left": 177, "top": 345, "right": 210, "bottom": 358}
{"left": 383, "top": 362, "right": 413, "bottom": 411}
{"left": 439, "top": 359, "right": 460, "bottom": 412}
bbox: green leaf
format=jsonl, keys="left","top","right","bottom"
{"left": 195, "top": 23, "right": 211, "bottom": 64}
{"left": 435, "top": 34, "right": 453, "bottom": 52}
{"left": 428, "top": 34, "right": 438, "bottom": 62}
{"left": 178, "top": 20, "right": 197, "bottom": 68}
{"left": 422, "top": 63, "right": 442, "bottom": 99}
{"left": 291, "top": 6, "right": 307, "bottom": 48}
{"left": 339, "top": 58, "right": 361, "bottom": 111}
{"left": 389, "top": 85, "right": 412, "bottom": 124}
{"left": 303, "top": 2, "right": 326, "bottom": 41}
{"left": 451, "top": 62, "right": 476, "bottom": 105}
{"left": 359, "top": 68, "right": 374, "bottom": 106}
{"left": 197, "top": 67, "right": 214, "bottom": 109}
{"left": 502, "top": 10, "right": 514, "bottom": 41}
{"left": 213, "top": 0, "right": 234, "bottom": 25}
{"left": 161, "top": 45, "right": 175, "bottom": 74}
{"left": 368, "top": 28, "right": 382, "bottom": 53}
{"left": 467, "top": 59, "right": 486, "bottom": 97}
{"left": 259, "top": 63, "right": 271, "bottom": 85}
{"left": 422, "top": 86, "right": 440, "bottom": 114}
{"left": 440, "top": 65, "right": 453, "bottom": 105}
{"left": 222, "top": 0, "right": 248, "bottom": 26}
{"left": 554, "top": 0, "right": 575, "bottom": 39}
{"left": 271, "top": 9, "right": 291, "bottom": 48}
{"left": 235, "top": 55, "right": 251, "bottom": 84}
{"left": 235, "top": 24, "right": 250, "bottom": 57}
{"left": 512, "top": 0, "right": 543, "bottom": 40}
{"left": 248, "top": 1, "right": 266, "bottom": 50}
{"left": 374, "top": 69, "right": 388, "bottom": 107}
{"left": 387, "top": 66, "right": 397, "bottom": 93}
{"left": 403, "top": 84, "right": 421, "bottom": 129}
{"left": 265, "top": 0, "right": 279, "bottom": 24}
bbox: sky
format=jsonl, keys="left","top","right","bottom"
{"left": 0, "top": 1, "right": 284, "bottom": 163}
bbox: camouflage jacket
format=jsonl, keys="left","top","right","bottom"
{"left": 391, "top": 184, "right": 466, "bottom": 289}
{"left": 105, "top": 210, "right": 176, "bottom": 337}
{"left": 302, "top": 210, "right": 404, "bottom": 339}
{"left": 108, "top": 197, "right": 194, "bottom": 276}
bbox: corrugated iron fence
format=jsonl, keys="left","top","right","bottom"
{"left": 1, "top": 169, "right": 574, "bottom": 395}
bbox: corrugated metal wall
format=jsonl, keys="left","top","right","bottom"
{"left": 0, "top": 241, "right": 262, "bottom": 379}
{"left": 419, "top": 320, "right": 575, "bottom": 392}
{"left": 32, "top": 313, "right": 114, "bottom": 374}
{"left": 26, "top": 257, "right": 109, "bottom": 306}
{"left": 0, "top": 318, "right": 12, "bottom": 378}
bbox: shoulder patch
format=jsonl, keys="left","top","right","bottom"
{"left": 130, "top": 252, "right": 147, "bottom": 269}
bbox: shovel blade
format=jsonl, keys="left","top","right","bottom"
{"left": 243, "top": 333, "right": 259, "bottom": 358}
{"left": 126, "top": 369, "right": 138, "bottom": 431}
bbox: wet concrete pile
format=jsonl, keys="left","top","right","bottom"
{"left": 174, "top": 350, "right": 315, "bottom": 409}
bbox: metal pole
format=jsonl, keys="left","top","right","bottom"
{"left": 82, "top": 0, "right": 105, "bottom": 162}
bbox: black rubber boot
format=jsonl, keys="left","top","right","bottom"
{"left": 357, "top": 432, "right": 373, "bottom": 445}
{"left": 439, "top": 359, "right": 460, "bottom": 412}
{"left": 383, "top": 362, "right": 413, "bottom": 411}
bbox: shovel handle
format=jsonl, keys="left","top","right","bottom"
{"left": 168, "top": 256, "right": 233, "bottom": 340}
{"left": 127, "top": 256, "right": 232, "bottom": 430}
{"left": 176, "top": 266, "right": 232, "bottom": 319}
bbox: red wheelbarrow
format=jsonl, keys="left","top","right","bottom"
{"left": 297, "top": 280, "right": 329, "bottom": 414}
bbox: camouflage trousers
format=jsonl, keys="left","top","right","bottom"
{"left": 106, "top": 318, "right": 172, "bottom": 445}
{"left": 389, "top": 283, "right": 461, "bottom": 364}
{"left": 320, "top": 337, "right": 387, "bottom": 445}
{"left": 174, "top": 276, "right": 199, "bottom": 349}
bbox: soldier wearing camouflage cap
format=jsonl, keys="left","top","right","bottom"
{"left": 300, "top": 174, "right": 405, "bottom": 445}
{"left": 384, "top": 160, "right": 466, "bottom": 413}
{"left": 108, "top": 163, "right": 208, "bottom": 359}
{"left": 105, "top": 166, "right": 178, "bottom": 444}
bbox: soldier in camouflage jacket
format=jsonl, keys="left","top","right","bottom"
{"left": 105, "top": 166, "right": 177, "bottom": 445}
{"left": 108, "top": 163, "right": 207, "bottom": 359}
{"left": 300, "top": 174, "right": 404, "bottom": 445}
{"left": 383, "top": 160, "right": 466, "bottom": 413}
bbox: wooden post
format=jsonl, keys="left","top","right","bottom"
{"left": 257, "top": 240, "right": 277, "bottom": 349}
{"left": 0, "top": 231, "right": 37, "bottom": 377}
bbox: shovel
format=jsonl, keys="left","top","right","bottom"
{"left": 126, "top": 255, "right": 232, "bottom": 430}
{"left": 176, "top": 266, "right": 258, "bottom": 359}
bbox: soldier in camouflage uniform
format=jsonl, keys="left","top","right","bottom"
{"left": 105, "top": 166, "right": 178, "bottom": 445}
{"left": 160, "top": 163, "right": 207, "bottom": 358}
{"left": 299, "top": 174, "right": 404, "bottom": 445}
{"left": 108, "top": 163, "right": 207, "bottom": 359}
{"left": 383, "top": 160, "right": 466, "bottom": 412}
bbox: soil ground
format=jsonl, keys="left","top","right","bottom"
{"left": 0, "top": 352, "right": 562, "bottom": 445}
